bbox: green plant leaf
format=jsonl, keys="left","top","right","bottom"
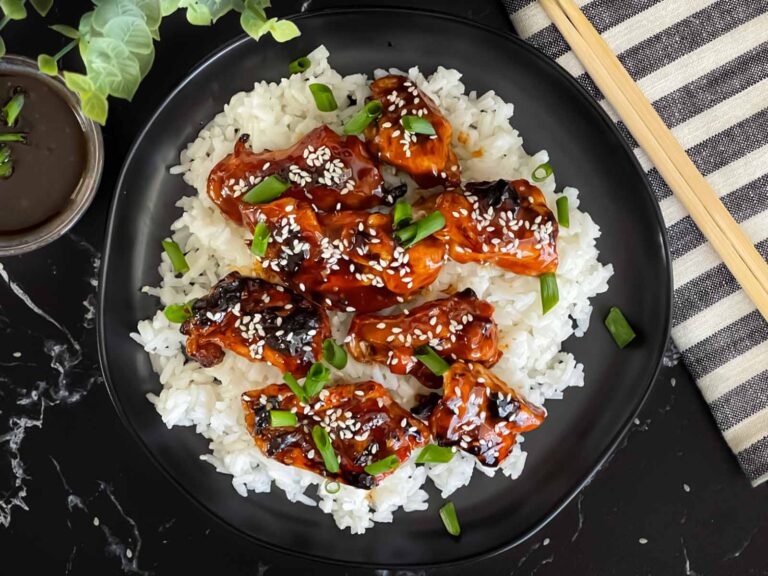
{"left": 84, "top": 37, "right": 141, "bottom": 100}
{"left": 244, "top": 0, "right": 268, "bottom": 19}
{"left": 268, "top": 18, "right": 299, "bottom": 42}
{"left": 160, "top": 0, "right": 181, "bottom": 16}
{"left": 81, "top": 90, "right": 108, "bottom": 125}
{"left": 30, "top": 0, "right": 53, "bottom": 17}
{"left": 50, "top": 24, "right": 81, "bottom": 39}
{"left": 37, "top": 54, "right": 58, "bottom": 76}
{"left": 103, "top": 15, "right": 153, "bottom": 55}
{"left": 0, "top": 0, "right": 27, "bottom": 20}
{"left": 185, "top": 2, "right": 211, "bottom": 25}
{"left": 78, "top": 11, "right": 94, "bottom": 41}
{"left": 92, "top": 0, "right": 144, "bottom": 32}
{"left": 0, "top": 37, "right": 5, "bottom": 58}
{"left": 63, "top": 71, "right": 95, "bottom": 94}
{"left": 240, "top": 9, "right": 269, "bottom": 41}
{"left": 134, "top": 44, "right": 154, "bottom": 79}
{"left": 133, "top": 0, "right": 161, "bottom": 29}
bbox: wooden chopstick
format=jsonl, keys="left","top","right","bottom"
{"left": 539, "top": 0, "right": 768, "bottom": 321}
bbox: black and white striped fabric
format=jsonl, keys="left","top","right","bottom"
{"left": 502, "top": 0, "right": 768, "bottom": 486}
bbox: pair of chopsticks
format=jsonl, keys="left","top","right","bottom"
{"left": 539, "top": 0, "right": 768, "bottom": 321}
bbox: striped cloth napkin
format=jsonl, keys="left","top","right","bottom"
{"left": 502, "top": 0, "right": 768, "bottom": 486}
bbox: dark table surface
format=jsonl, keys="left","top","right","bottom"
{"left": 1, "top": 1, "right": 766, "bottom": 575}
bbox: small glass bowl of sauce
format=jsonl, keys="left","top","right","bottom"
{"left": 0, "top": 55, "right": 103, "bottom": 256}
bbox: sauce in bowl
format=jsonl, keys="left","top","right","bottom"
{"left": 0, "top": 71, "right": 88, "bottom": 233}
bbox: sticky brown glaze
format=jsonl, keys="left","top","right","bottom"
{"left": 241, "top": 198, "right": 446, "bottom": 314}
{"left": 180, "top": 272, "right": 330, "bottom": 376}
{"left": 425, "top": 179, "right": 558, "bottom": 276}
{"left": 207, "top": 125, "right": 386, "bottom": 221}
{"left": 242, "top": 381, "right": 430, "bottom": 488}
{"left": 364, "top": 75, "right": 460, "bottom": 189}
{"left": 428, "top": 362, "right": 545, "bottom": 467}
{"left": 346, "top": 289, "right": 501, "bottom": 388}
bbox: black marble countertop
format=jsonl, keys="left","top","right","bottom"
{"left": 1, "top": 1, "right": 766, "bottom": 574}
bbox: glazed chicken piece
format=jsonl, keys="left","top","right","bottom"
{"left": 208, "top": 125, "right": 387, "bottom": 221}
{"left": 426, "top": 179, "right": 558, "bottom": 276}
{"left": 346, "top": 289, "right": 502, "bottom": 388}
{"left": 242, "top": 381, "right": 430, "bottom": 489}
{"left": 180, "top": 272, "right": 330, "bottom": 376}
{"left": 364, "top": 74, "right": 461, "bottom": 189}
{"left": 241, "top": 198, "right": 446, "bottom": 314}
{"left": 426, "top": 362, "right": 545, "bottom": 467}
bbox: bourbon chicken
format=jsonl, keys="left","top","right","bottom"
{"left": 242, "top": 381, "right": 429, "bottom": 489}
{"left": 208, "top": 125, "right": 387, "bottom": 220}
{"left": 240, "top": 198, "right": 446, "bottom": 314}
{"left": 346, "top": 289, "right": 501, "bottom": 388}
{"left": 425, "top": 179, "right": 559, "bottom": 276}
{"left": 365, "top": 75, "right": 461, "bottom": 189}
{"left": 180, "top": 272, "right": 330, "bottom": 376}
{"left": 427, "top": 362, "right": 545, "bottom": 467}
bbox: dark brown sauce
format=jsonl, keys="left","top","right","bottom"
{"left": 0, "top": 71, "right": 87, "bottom": 233}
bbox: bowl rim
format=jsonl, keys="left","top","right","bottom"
{"left": 0, "top": 54, "right": 104, "bottom": 256}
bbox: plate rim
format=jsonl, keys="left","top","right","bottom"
{"left": 97, "top": 6, "right": 673, "bottom": 569}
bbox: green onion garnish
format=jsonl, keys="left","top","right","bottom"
{"left": 250, "top": 221, "right": 270, "bottom": 256}
{"left": 343, "top": 100, "right": 383, "bottom": 135}
{"left": 3, "top": 93, "right": 24, "bottom": 127}
{"left": 322, "top": 338, "right": 348, "bottom": 370}
{"left": 270, "top": 410, "right": 298, "bottom": 427}
{"left": 401, "top": 115, "right": 436, "bottom": 135}
{"left": 604, "top": 306, "right": 637, "bottom": 349}
{"left": 414, "top": 345, "right": 450, "bottom": 376}
{"left": 0, "top": 144, "right": 12, "bottom": 178}
{"left": 416, "top": 444, "right": 455, "bottom": 464}
{"left": 288, "top": 56, "right": 311, "bottom": 75}
{"left": 556, "top": 196, "right": 570, "bottom": 228}
{"left": 283, "top": 372, "right": 308, "bottom": 404}
{"left": 364, "top": 454, "right": 400, "bottom": 476}
{"left": 303, "top": 362, "right": 331, "bottom": 398}
{"left": 540, "top": 272, "right": 559, "bottom": 314}
{"left": 162, "top": 239, "right": 190, "bottom": 274}
{"left": 0, "top": 133, "right": 26, "bottom": 143}
{"left": 394, "top": 211, "right": 445, "bottom": 248}
{"left": 163, "top": 301, "right": 195, "bottom": 323}
{"left": 242, "top": 175, "right": 290, "bottom": 204}
{"left": 324, "top": 480, "right": 341, "bottom": 494}
{"left": 439, "top": 501, "right": 461, "bottom": 536}
{"left": 532, "top": 162, "right": 553, "bottom": 182}
{"left": 312, "top": 425, "right": 339, "bottom": 474}
{"left": 392, "top": 200, "right": 412, "bottom": 230}
{"left": 308, "top": 83, "right": 338, "bottom": 112}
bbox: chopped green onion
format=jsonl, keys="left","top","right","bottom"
{"left": 322, "top": 338, "right": 348, "bottom": 370}
{"left": 439, "top": 501, "right": 461, "bottom": 536}
{"left": 250, "top": 221, "right": 270, "bottom": 256}
{"left": 532, "top": 162, "right": 553, "bottom": 182}
{"left": 288, "top": 56, "right": 311, "bottom": 74}
{"left": 343, "top": 100, "right": 383, "bottom": 135}
{"left": 308, "top": 83, "right": 338, "bottom": 112}
{"left": 401, "top": 115, "right": 436, "bottom": 135}
{"left": 312, "top": 425, "right": 339, "bottom": 473}
{"left": 283, "top": 372, "right": 308, "bottom": 404}
{"left": 0, "top": 161, "right": 12, "bottom": 178}
{"left": 604, "top": 306, "right": 637, "bottom": 349}
{"left": 0, "top": 133, "right": 26, "bottom": 143}
{"left": 303, "top": 362, "right": 331, "bottom": 398}
{"left": 162, "top": 239, "right": 190, "bottom": 274}
{"left": 395, "top": 211, "right": 445, "bottom": 248}
{"left": 324, "top": 480, "right": 341, "bottom": 494}
{"left": 163, "top": 301, "right": 195, "bottom": 323}
{"left": 242, "top": 175, "right": 290, "bottom": 204}
{"left": 556, "top": 196, "right": 570, "bottom": 228}
{"left": 364, "top": 454, "right": 400, "bottom": 476}
{"left": 3, "top": 92, "right": 24, "bottom": 127}
{"left": 416, "top": 444, "right": 455, "bottom": 464}
{"left": 540, "top": 272, "right": 559, "bottom": 314}
{"left": 414, "top": 345, "right": 450, "bottom": 376}
{"left": 392, "top": 200, "right": 412, "bottom": 230}
{"left": 0, "top": 144, "right": 12, "bottom": 178}
{"left": 270, "top": 410, "right": 298, "bottom": 427}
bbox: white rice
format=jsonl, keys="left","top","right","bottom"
{"left": 132, "top": 46, "right": 613, "bottom": 534}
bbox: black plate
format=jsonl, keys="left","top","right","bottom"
{"left": 98, "top": 8, "right": 671, "bottom": 568}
